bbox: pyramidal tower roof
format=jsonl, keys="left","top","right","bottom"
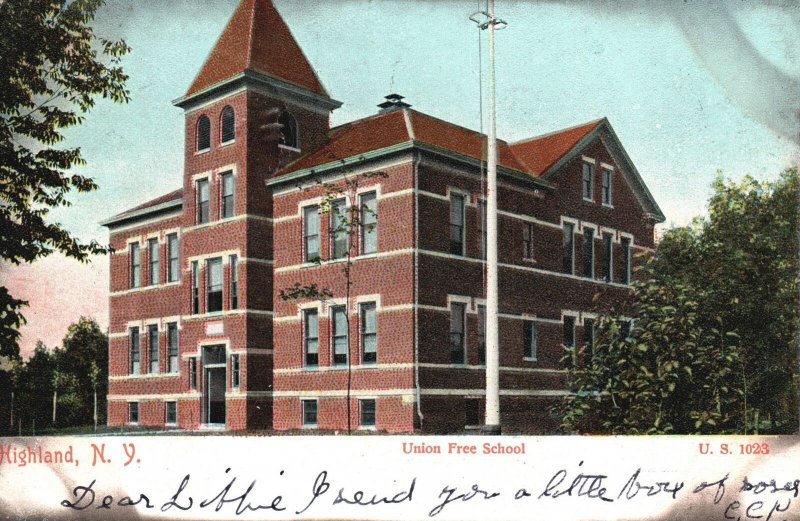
{"left": 184, "top": 0, "right": 328, "bottom": 99}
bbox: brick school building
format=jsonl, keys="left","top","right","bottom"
{"left": 102, "top": 0, "right": 664, "bottom": 433}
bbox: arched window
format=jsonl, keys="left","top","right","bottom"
{"left": 197, "top": 115, "right": 211, "bottom": 152}
{"left": 279, "top": 111, "right": 298, "bottom": 149}
{"left": 220, "top": 106, "right": 235, "bottom": 144}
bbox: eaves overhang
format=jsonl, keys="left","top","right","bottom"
{"left": 99, "top": 199, "right": 183, "bottom": 229}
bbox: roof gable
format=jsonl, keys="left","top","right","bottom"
{"left": 185, "top": 0, "right": 327, "bottom": 98}
{"left": 509, "top": 119, "right": 602, "bottom": 176}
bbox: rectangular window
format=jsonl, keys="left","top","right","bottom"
{"left": 584, "top": 318, "right": 595, "bottom": 364}
{"left": 148, "top": 324, "right": 159, "bottom": 374}
{"left": 522, "top": 223, "right": 534, "bottom": 260}
{"left": 477, "top": 304, "right": 486, "bottom": 364}
{"left": 583, "top": 228, "right": 594, "bottom": 279}
{"left": 196, "top": 179, "right": 210, "bottom": 224}
{"left": 523, "top": 320, "right": 538, "bottom": 360}
{"left": 621, "top": 237, "right": 632, "bottom": 285}
{"left": 479, "top": 200, "right": 487, "bottom": 260}
{"left": 167, "top": 234, "right": 179, "bottom": 283}
{"left": 231, "top": 354, "right": 240, "bottom": 390}
{"left": 603, "top": 232, "right": 613, "bottom": 283}
{"left": 229, "top": 254, "right": 238, "bottom": 310}
{"left": 304, "top": 309, "right": 319, "bottom": 367}
{"left": 191, "top": 261, "right": 199, "bottom": 314}
{"left": 206, "top": 258, "right": 223, "bottom": 313}
{"left": 303, "top": 206, "right": 320, "bottom": 262}
{"left": 148, "top": 238, "right": 159, "bottom": 286}
{"left": 302, "top": 399, "right": 318, "bottom": 427}
{"left": 360, "top": 302, "right": 377, "bottom": 364}
{"left": 360, "top": 399, "right": 376, "bottom": 427}
{"left": 563, "top": 223, "right": 575, "bottom": 274}
{"left": 221, "top": 172, "right": 234, "bottom": 219}
{"left": 360, "top": 191, "right": 378, "bottom": 255}
{"left": 332, "top": 306, "right": 348, "bottom": 366}
{"left": 602, "top": 169, "right": 613, "bottom": 205}
{"left": 621, "top": 319, "right": 633, "bottom": 340}
{"left": 189, "top": 358, "right": 197, "bottom": 390}
{"left": 130, "top": 243, "right": 141, "bottom": 289}
{"left": 449, "top": 193, "right": 465, "bottom": 255}
{"left": 331, "top": 198, "right": 348, "bottom": 259}
{"left": 165, "top": 401, "right": 177, "bottom": 425}
{"left": 582, "top": 162, "right": 594, "bottom": 200}
{"left": 129, "top": 327, "right": 140, "bottom": 375}
{"left": 449, "top": 302, "right": 466, "bottom": 364}
{"left": 167, "top": 323, "right": 179, "bottom": 373}
{"left": 563, "top": 316, "right": 576, "bottom": 348}
{"left": 465, "top": 398, "right": 480, "bottom": 427}
{"left": 129, "top": 402, "right": 139, "bottom": 424}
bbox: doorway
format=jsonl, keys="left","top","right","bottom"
{"left": 202, "top": 345, "right": 226, "bottom": 426}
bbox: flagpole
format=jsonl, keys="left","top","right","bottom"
{"left": 484, "top": 0, "right": 501, "bottom": 434}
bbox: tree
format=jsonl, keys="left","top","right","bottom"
{"left": 0, "top": 0, "right": 130, "bottom": 358}
{"left": 563, "top": 168, "right": 798, "bottom": 434}
{"left": 280, "top": 166, "right": 385, "bottom": 434}
{"left": 58, "top": 316, "right": 108, "bottom": 426}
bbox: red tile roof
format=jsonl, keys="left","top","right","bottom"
{"left": 276, "top": 110, "right": 601, "bottom": 180}
{"left": 509, "top": 119, "right": 603, "bottom": 176}
{"left": 185, "top": 0, "right": 327, "bottom": 98}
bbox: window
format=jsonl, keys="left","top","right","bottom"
{"left": 523, "top": 320, "right": 538, "bottom": 360}
{"left": 449, "top": 302, "right": 466, "bottom": 364}
{"left": 602, "top": 169, "right": 613, "bottom": 205}
{"left": 165, "top": 402, "right": 177, "bottom": 425}
{"left": 189, "top": 358, "right": 197, "bottom": 390}
{"left": 303, "top": 206, "right": 320, "bottom": 262}
{"left": 197, "top": 115, "right": 210, "bottom": 151}
{"left": 167, "top": 234, "right": 179, "bottom": 283}
{"left": 621, "top": 237, "right": 632, "bottom": 285}
{"left": 231, "top": 354, "right": 240, "bottom": 390}
{"left": 582, "top": 229, "right": 595, "bottom": 279}
{"left": 361, "top": 302, "right": 377, "bottom": 364}
{"left": 206, "top": 258, "right": 223, "bottom": 313}
{"left": 191, "top": 261, "right": 200, "bottom": 314}
{"left": 620, "top": 319, "right": 633, "bottom": 340}
{"left": 330, "top": 199, "right": 348, "bottom": 259}
{"left": 148, "top": 324, "right": 159, "bottom": 374}
{"left": 167, "top": 323, "right": 179, "bottom": 373}
{"left": 302, "top": 399, "right": 318, "bottom": 427}
{"left": 360, "top": 191, "right": 378, "bottom": 255}
{"left": 279, "top": 112, "right": 298, "bottom": 149}
{"left": 229, "top": 255, "right": 238, "bottom": 310}
{"left": 129, "top": 327, "right": 140, "bottom": 375}
{"left": 303, "top": 309, "right": 319, "bottom": 367}
{"left": 148, "top": 238, "right": 159, "bottom": 286}
{"left": 478, "top": 200, "right": 487, "bottom": 260}
{"left": 221, "top": 172, "right": 234, "bottom": 219}
{"left": 196, "top": 179, "right": 210, "bottom": 224}
{"left": 129, "top": 402, "right": 139, "bottom": 424}
{"left": 584, "top": 318, "right": 595, "bottom": 364}
{"left": 332, "top": 306, "right": 348, "bottom": 366}
{"left": 130, "top": 243, "right": 141, "bottom": 288}
{"left": 563, "top": 316, "right": 576, "bottom": 348}
{"left": 220, "top": 106, "right": 235, "bottom": 143}
{"left": 522, "top": 223, "right": 534, "bottom": 260}
{"left": 449, "top": 193, "right": 465, "bottom": 255}
{"left": 360, "top": 399, "right": 376, "bottom": 428}
{"left": 603, "top": 232, "right": 613, "bottom": 283}
{"left": 465, "top": 399, "right": 480, "bottom": 427}
{"left": 563, "top": 223, "right": 575, "bottom": 274}
{"left": 477, "top": 304, "right": 486, "bottom": 364}
{"left": 582, "top": 162, "right": 594, "bottom": 200}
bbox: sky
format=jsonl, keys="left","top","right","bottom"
{"left": 2, "top": 0, "right": 798, "bottom": 358}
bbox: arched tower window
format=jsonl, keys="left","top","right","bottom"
{"left": 220, "top": 106, "right": 235, "bottom": 144}
{"left": 197, "top": 115, "right": 211, "bottom": 151}
{"left": 279, "top": 112, "right": 298, "bottom": 149}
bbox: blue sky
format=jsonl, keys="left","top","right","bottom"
{"left": 4, "top": 0, "right": 798, "bottom": 355}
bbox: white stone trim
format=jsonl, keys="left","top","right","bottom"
{"left": 581, "top": 155, "right": 596, "bottom": 164}
{"left": 108, "top": 392, "right": 202, "bottom": 401}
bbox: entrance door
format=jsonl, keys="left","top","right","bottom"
{"left": 202, "top": 345, "right": 226, "bottom": 426}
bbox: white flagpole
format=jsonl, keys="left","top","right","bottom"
{"left": 484, "top": 0, "right": 501, "bottom": 434}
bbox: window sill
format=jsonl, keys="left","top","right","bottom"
{"left": 278, "top": 144, "right": 301, "bottom": 153}
{"left": 220, "top": 140, "right": 235, "bottom": 148}
{"left": 302, "top": 424, "right": 318, "bottom": 430}
{"left": 195, "top": 148, "right": 211, "bottom": 156}
{"left": 602, "top": 203, "right": 614, "bottom": 209}
{"left": 582, "top": 197, "right": 594, "bottom": 203}
{"left": 523, "top": 357, "right": 538, "bottom": 362}
{"left": 522, "top": 258, "right": 537, "bottom": 264}
{"left": 358, "top": 426, "right": 377, "bottom": 432}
